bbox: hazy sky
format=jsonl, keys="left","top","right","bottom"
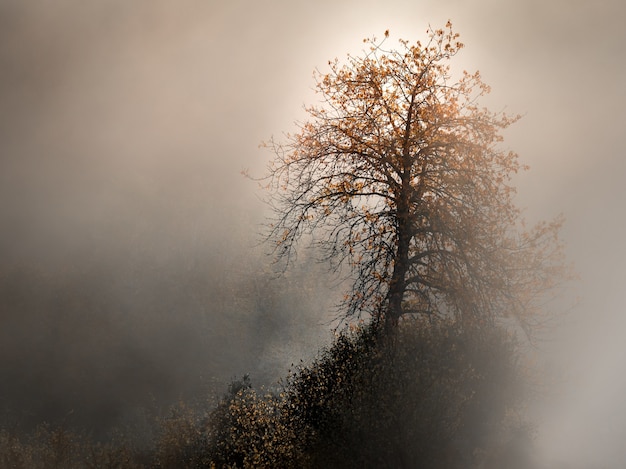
{"left": 1, "top": 1, "right": 625, "bottom": 466}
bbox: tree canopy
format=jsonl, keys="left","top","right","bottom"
{"left": 263, "top": 22, "right": 565, "bottom": 333}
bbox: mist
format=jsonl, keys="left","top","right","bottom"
{"left": 0, "top": 0, "right": 340, "bottom": 439}
{"left": 1, "top": 1, "right": 625, "bottom": 467}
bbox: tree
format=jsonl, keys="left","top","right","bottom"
{"left": 263, "top": 22, "right": 565, "bottom": 332}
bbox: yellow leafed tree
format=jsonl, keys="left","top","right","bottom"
{"left": 263, "top": 22, "right": 566, "bottom": 334}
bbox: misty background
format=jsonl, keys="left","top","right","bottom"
{"left": 0, "top": 1, "right": 624, "bottom": 467}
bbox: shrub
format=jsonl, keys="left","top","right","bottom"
{"left": 197, "top": 375, "right": 304, "bottom": 468}
{"left": 281, "top": 319, "right": 529, "bottom": 468}
{"left": 0, "top": 424, "right": 142, "bottom": 469}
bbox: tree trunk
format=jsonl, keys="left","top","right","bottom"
{"left": 385, "top": 180, "right": 412, "bottom": 331}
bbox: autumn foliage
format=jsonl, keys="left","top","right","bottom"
{"left": 152, "top": 320, "right": 531, "bottom": 468}
{"left": 281, "top": 320, "right": 530, "bottom": 468}
{"left": 264, "top": 22, "right": 565, "bottom": 332}
{"left": 0, "top": 23, "right": 565, "bottom": 469}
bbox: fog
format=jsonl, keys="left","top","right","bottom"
{"left": 0, "top": 0, "right": 625, "bottom": 466}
